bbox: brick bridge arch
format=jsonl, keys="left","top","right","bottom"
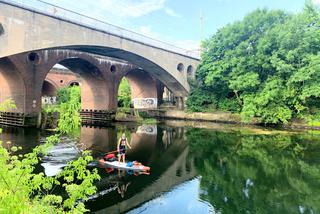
{"left": 0, "top": 49, "right": 139, "bottom": 126}
{"left": 0, "top": 49, "right": 185, "bottom": 126}
{"left": 42, "top": 79, "right": 58, "bottom": 97}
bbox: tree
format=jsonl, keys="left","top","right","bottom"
{"left": 58, "top": 86, "right": 81, "bottom": 134}
{"left": 118, "top": 78, "right": 132, "bottom": 108}
{"left": 189, "top": 4, "right": 320, "bottom": 124}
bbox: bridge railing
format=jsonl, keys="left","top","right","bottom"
{"left": 1, "top": 0, "right": 200, "bottom": 59}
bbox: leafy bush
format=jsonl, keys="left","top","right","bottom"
{"left": 0, "top": 140, "right": 99, "bottom": 213}
{"left": 57, "top": 86, "right": 81, "bottom": 105}
{"left": 217, "top": 98, "right": 241, "bottom": 113}
{"left": 0, "top": 96, "right": 100, "bottom": 213}
{"left": 0, "top": 99, "right": 15, "bottom": 112}
{"left": 186, "top": 85, "right": 217, "bottom": 112}
{"left": 58, "top": 86, "right": 81, "bottom": 134}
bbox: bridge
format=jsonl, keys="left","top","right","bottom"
{"left": 0, "top": 0, "right": 200, "bottom": 127}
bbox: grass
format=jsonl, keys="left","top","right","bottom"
{"left": 141, "top": 118, "right": 157, "bottom": 124}
{"left": 115, "top": 108, "right": 158, "bottom": 124}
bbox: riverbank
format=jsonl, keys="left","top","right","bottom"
{"left": 141, "top": 109, "right": 320, "bottom": 131}
{"left": 40, "top": 108, "right": 320, "bottom": 131}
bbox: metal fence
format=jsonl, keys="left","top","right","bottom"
{"left": 1, "top": 0, "right": 200, "bottom": 59}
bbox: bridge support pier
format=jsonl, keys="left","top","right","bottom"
{"left": 125, "top": 69, "right": 160, "bottom": 110}
{"left": 176, "top": 97, "right": 185, "bottom": 110}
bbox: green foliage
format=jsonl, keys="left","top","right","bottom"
{"left": 217, "top": 98, "right": 241, "bottom": 113}
{"left": 190, "top": 4, "right": 320, "bottom": 124}
{"left": 186, "top": 83, "right": 217, "bottom": 112}
{"left": 57, "top": 86, "right": 80, "bottom": 105}
{"left": 58, "top": 86, "right": 81, "bottom": 134}
{"left": 0, "top": 95, "right": 100, "bottom": 213}
{"left": 118, "top": 78, "right": 132, "bottom": 108}
{"left": 55, "top": 150, "right": 100, "bottom": 212}
{"left": 0, "top": 139, "right": 99, "bottom": 213}
{"left": 0, "top": 99, "right": 16, "bottom": 112}
{"left": 142, "top": 118, "right": 157, "bottom": 124}
{"left": 42, "top": 104, "right": 60, "bottom": 113}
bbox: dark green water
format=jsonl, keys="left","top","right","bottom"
{"left": 1, "top": 122, "right": 320, "bottom": 213}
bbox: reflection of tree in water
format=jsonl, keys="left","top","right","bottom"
{"left": 187, "top": 128, "right": 320, "bottom": 214}
{"left": 162, "top": 130, "right": 173, "bottom": 149}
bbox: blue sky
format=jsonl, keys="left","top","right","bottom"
{"left": 43, "top": 0, "right": 317, "bottom": 50}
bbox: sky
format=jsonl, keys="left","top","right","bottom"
{"left": 39, "top": 0, "right": 318, "bottom": 51}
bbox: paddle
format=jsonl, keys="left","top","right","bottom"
{"left": 87, "top": 149, "right": 125, "bottom": 167}
{"left": 105, "top": 148, "right": 125, "bottom": 155}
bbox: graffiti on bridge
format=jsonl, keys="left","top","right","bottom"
{"left": 132, "top": 98, "right": 157, "bottom": 109}
{"left": 42, "top": 96, "right": 57, "bottom": 105}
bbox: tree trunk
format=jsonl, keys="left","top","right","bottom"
{"left": 234, "top": 90, "right": 243, "bottom": 107}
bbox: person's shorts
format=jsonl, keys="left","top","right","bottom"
{"left": 119, "top": 149, "right": 126, "bottom": 155}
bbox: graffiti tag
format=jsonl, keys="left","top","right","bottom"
{"left": 132, "top": 98, "right": 157, "bottom": 109}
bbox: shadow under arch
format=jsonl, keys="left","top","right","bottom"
{"left": 59, "top": 45, "right": 189, "bottom": 97}
{"left": 68, "top": 81, "right": 80, "bottom": 87}
{"left": 0, "top": 57, "right": 26, "bottom": 113}
{"left": 42, "top": 79, "right": 58, "bottom": 96}
{"left": 41, "top": 56, "right": 111, "bottom": 111}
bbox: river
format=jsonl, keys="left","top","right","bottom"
{"left": 0, "top": 121, "right": 319, "bottom": 213}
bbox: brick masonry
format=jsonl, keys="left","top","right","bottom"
{"left": 0, "top": 50, "right": 165, "bottom": 126}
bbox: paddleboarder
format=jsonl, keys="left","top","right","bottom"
{"left": 117, "top": 133, "right": 131, "bottom": 163}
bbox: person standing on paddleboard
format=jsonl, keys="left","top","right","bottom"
{"left": 117, "top": 133, "right": 131, "bottom": 163}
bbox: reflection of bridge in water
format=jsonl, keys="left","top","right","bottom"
{"left": 95, "top": 147, "right": 197, "bottom": 213}
{"left": 0, "top": 123, "right": 198, "bottom": 212}
{"left": 79, "top": 124, "right": 197, "bottom": 213}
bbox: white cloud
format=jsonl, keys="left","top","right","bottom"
{"left": 136, "top": 26, "right": 200, "bottom": 52}
{"left": 312, "top": 0, "right": 320, "bottom": 5}
{"left": 137, "top": 27, "right": 200, "bottom": 52}
{"left": 47, "top": 0, "right": 190, "bottom": 52}
{"left": 164, "top": 7, "right": 181, "bottom": 18}
{"left": 61, "top": 0, "right": 182, "bottom": 31}
{"left": 174, "top": 40, "right": 200, "bottom": 51}
{"left": 95, "top": 0, "right": 181, "bottom": 19}
{"left": 97, "top": 0, "right": 166, "bottom": 18}
{"left": 138, "top": 26, "right": 160, "bottom": 38}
